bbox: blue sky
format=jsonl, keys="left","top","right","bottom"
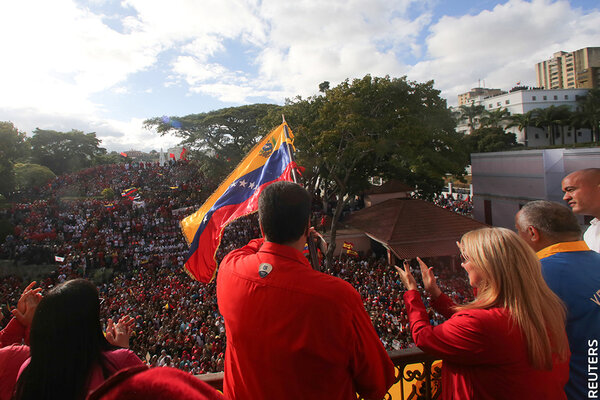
{"left": 0, "top": 0, "right": 598, "bottom": 151}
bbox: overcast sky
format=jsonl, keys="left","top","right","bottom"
{"left": 0, "top": 0, "right": 598, "bottom": 152}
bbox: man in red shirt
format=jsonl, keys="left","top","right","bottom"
{"left": 217, "top": 182, "right": 395, "bottom": 399}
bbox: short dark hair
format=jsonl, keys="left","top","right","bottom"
{"left": 518, "top": 200, "right": 581, "bottom": 240}
{"left": 258, "top": 181, "right": 311, "bottom": 244}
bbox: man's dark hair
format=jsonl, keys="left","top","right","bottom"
{"left": 518, "top": 200, "right": 581, "bottom": 240}
{"left": 258, "top": 181, "right": 311, "bottom": 244}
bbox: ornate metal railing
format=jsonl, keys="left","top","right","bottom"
{"left": 196, "top": 347, "right": 442, "bottom": 399}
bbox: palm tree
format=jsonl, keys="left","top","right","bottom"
{"left": 533, "top": 105, "right": 571, "bottom": 146}
{"left": 480, "top": 108, "right": 511, "bottom": 129}
{"left": 506, "top": 111, "right": 535, "bottom": 147}
{"left": 575, "top": 88, "right": 600, "bottom": 143}
{"left": 553, "top": 105, "right": 573, "bottom": 146}
{"left": 459, "top": 103, "right": 485, "bottom": 134}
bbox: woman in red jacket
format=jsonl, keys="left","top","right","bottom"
{"left": 396, "top": 227, "right": 569, "bottom": 400}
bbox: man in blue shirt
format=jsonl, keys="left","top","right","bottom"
{"left": 516, "top": 200, "right": 600, "bottom": 400}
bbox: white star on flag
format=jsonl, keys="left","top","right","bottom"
{"left": 248, "top": 182, "right": 255, "bottom": 189}
{"left": 239, "top": 180, "right": 247, "bottom": 187}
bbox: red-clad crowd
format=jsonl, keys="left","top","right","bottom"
{"left": 1, "top": 161, "right": 473, "bottom": 376}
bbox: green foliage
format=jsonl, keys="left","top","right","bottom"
{"left": 464, "top": 127, "right": 523, "bottom": 153}
{"left": 28, "top": 129, "right": 107, "bottom": 175}
{"left": 0, "top": 218, "right": 14, "bottom": 243}
{"left": 0, "top": 122, "right": 30, "bottom": 196}
{"left": 274, "top": 75, "right": 467, "bottom": 265}
{"left": 532, "top": 105, "right": 572, "bottom": 146}
{"left": 0, "top": 159, "right": 15, "bottom": 198}
{"left": 144, "top": 104, "right": 280, "bottom": 181}
{"left": 94, "top": 151, "right": 125, "bottom": 166}
{"left": 506, "top": 111, "right": 535, "bottom": 146}
{"left": 14, "top": 163, "right": 56, "bottom": 191}
{"left": 576, "top": 88, "right": 600, "bottom": 142}
{"left": 458, "top": 103, "right": 485, "bottom": 133}
{"left": 101, "top": 188, "right": 115, "bottom": 200}
{"left": 479, "top": 108, "right": 511, "bottom": 129}
{"left": 0, "top": 122, "right": 29, "bottom": 161}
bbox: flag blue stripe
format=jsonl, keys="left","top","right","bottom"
{"left": 185, "top": 142, "right": 293, "bottom": 262}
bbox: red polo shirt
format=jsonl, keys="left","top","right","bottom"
{"left": 217, "top": 238, "right": 395, "bottom": 400}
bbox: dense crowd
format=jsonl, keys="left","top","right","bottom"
{"left": 431, "top": 193, "right": 473, "bottom": 216}
{"left": 1, "top": 161, "right": 473, "bottom": 374}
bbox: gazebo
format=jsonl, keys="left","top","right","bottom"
{"left": 343, "top": 198, "right": 488, "bottom": 260}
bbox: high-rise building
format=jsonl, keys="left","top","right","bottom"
{"left": 536, "top": 47, "right": 600, "bottom": 89}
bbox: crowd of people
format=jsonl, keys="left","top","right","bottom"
{"left": 0, "top": 161, "right": 474, "bottom": 376}
{"left": 430, "top": 193, "right": 473, "bottom": 216}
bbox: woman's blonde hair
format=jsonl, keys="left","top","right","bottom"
{"left": 456, "top": 227, "right": 568, "bottom": 370}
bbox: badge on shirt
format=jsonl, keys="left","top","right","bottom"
{"left": 258, "top": 263, "right": 273, "bottom": 278}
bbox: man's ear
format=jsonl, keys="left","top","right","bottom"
{"left": 527, "top": 226, "right": 541, "bottom": 242}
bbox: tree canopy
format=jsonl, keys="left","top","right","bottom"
{"left": 14, "top": 163, "right": 56, "bottom": 192}
{"left": 29, "top": 129, "right": 106, "bottom": 175}
{"left": 271, "top": 75, "right": 468, "bottom": 264}
{"left": 0, "top": 122, "right": 29, "bottom": 196}
{"left": 144, "top": 104, "right": 281, "bottom": 180}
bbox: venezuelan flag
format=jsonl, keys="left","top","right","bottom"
{"left": 181, "top": 122, "right": 296, "bottom": 282}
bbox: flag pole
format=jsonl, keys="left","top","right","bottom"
{"left": 282, "top": 114, "right": 321, "bottom": 271}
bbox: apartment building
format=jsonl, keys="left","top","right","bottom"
{"left": 536, "top": 47, "right": 600, "bottom": 89}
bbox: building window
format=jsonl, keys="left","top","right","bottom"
{"left": 497, "top": 102, "right": 501, "bottom": 106}
{"left": 578, "top": 131, "right": 582, "bottom": 136}
{"left": 564, "top": 95, "right": 568, "bottom": 99}
{"left": 553, "top": 95, "right": 558, "bottom": 100}
{"left": 567, "top": 131, "right": 572, "bottom": 137}
{"left": 543, "top": 96, "right": 547, "bottom": 100}
{"left": 505, "top": 100, "right": 510, "bottom": 104}
{"left": 489, "top": 104, "right": 492, "bottom": 108}
{"left": 535, "top": 133, "right": 539, "bottom": 139}
{"left": 532, "top": 96, "right": 537, "bottom": 101}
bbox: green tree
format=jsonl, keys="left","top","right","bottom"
{"left": 575, "top": 88, "right": 600, "bottom": 142}
{"left": 278, "top": 75, "right": 467, "bottom": 266}
{"left": 101, "top": 188, "right": 115, "bottom": 200}
{"left": 29, "top": 129, "right": 107, "bottom": 175}
{"left": 506, "top": 111, "right": 536, "bottom": 147}
{"left": 458, "top": 103, "right": 485, "bottom": 134}
{"left": 94, "top": 151, "right": 125, "bottom": 166}
{"left": 464, "top": 127, "right": 523, "bottom": 153}
{"left": 479, "top": 107, "right": 511, "bottom": 129}
{"left": 533, "top": 105, "right": 572, "bottom": 146}
{"left": 144, "top": 104, "right": 280, "bottom": 180}
{"left": 0, "top": 122, "right": 29, "bottom": 196}
{"left": 14, "top": 163, "right": 56, "bottom": 191}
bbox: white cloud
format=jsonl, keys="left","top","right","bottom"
{"left": 1, "top": 0, "right": 599, "bottom": 153}
{"left": 408, "top": 0, "right": 600, "bottom": 104}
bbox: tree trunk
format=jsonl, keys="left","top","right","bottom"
{"left": 548, "top": 125, "right": 554, "bottom": 146}
{"left": 325, "top": 195, "right": 349, "bottom": 270}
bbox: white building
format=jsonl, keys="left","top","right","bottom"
{"left": 456, "top": 88, "right": 592, "bottom": 146}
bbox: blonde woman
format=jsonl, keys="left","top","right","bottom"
{"left": 396, "top": 227, "right": 569, "bottom": 400}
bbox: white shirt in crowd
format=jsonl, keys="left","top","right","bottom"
{"left": 584, "top": 218, "right": 600, "bottom": 253}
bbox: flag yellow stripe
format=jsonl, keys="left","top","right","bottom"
{"left": 180, "top": 123, "right": 293, "bottom": 244}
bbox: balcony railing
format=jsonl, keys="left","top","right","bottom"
{"left": 196, "top": 347, "right": 442, "bottom": 400}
